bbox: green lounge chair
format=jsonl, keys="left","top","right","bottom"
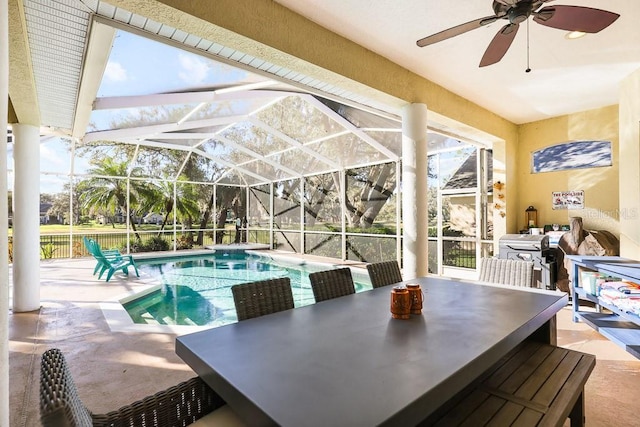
{"left": 84, "top": 237, "right": 139, "bottom": 282}
{"left": 83, "top": 237, "right": 124, "bottom": 276}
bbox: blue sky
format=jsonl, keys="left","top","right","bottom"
{"left": 91, "top": 29, "right": 260, "bottom": 131}
{"left": 98, "top": 30, "right": 253, "bottom": 98}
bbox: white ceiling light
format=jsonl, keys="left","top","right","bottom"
{"left": 565, "top": 31, "right": 586, "bottom": 40}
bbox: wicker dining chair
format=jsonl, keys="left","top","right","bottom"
{"left": 366, "top": 260, "right": 403, "bottom": 288}
{"left": 39, "top": 348, "right": 226, "bottom": 427}
{"left": 478, "top": 257, "right": 535, "bottom": 288}
{"left": 231, "top": 277, "right": 294, "bottom": 321}
{"left": 308, "top": 267, "right": 356, "bottom": 303}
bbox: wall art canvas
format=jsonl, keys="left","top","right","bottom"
{"left": 532, "top": 140, "right": 611, "bottom": 173}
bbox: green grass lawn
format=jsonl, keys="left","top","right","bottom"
{"left": 11, "top": 222, "right": 222, "bottom": 236}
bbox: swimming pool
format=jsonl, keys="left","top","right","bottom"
{"left": 122, "top": 251, "right": 372, "bottom": 328}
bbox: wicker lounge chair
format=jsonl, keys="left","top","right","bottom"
{"left": 366, "top": 260, "right": 403, "bottom": 288}
{"left": 308, "top": 267, "right": 355, "bottom": 302}
{"left": 231, "top": 277, "right": 294, "bottom": 321}
{"left": 478, "top": 257, "right": 534, "bottom": 288}
{"left": 39, "top": 348, "right": 225, "bottom": 427}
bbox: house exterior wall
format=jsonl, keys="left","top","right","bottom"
{"left": 619, "top": 69, "right": 640, "bottom": 258}
{"left": 516, "top": 105, "right": 620, "bottom": 234}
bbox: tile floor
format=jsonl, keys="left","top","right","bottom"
{"left": 8, "top": 254, "right": 640, "bottom": 426}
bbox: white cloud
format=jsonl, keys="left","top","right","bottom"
{"left": 104, "top": 61, "right": 128, "bottom": 82}
{"left": 178, "top": 53, "right": 209, "bottom": 84}
{"left": 40, "top": 144, "right": 64, "bottom": 165}
{"left": 39, "top": 143, "right": 69, "bottom": 173}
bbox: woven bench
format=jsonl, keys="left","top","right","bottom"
{"left": 426, "top": 341, "right": 596, "bottom": 427}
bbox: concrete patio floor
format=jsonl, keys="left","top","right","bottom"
{"left": 8, "top": 253, "right": 640, "bottom": 426}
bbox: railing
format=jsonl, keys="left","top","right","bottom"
{"left": 38, "top": 232, "right": 216, "bottom": 259}
{"left": 34, "top": 230, "right": 492, "bottom": 269}
{"left": 35, "top": 228, "right": 274, "bottom": 260}
{"left": 442, "top": 239, "right": 476, "bottom": 269}
{"left": 439, "top": 238, "right": 494, "bottom": 270}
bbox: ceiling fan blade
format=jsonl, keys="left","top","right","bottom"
{"left": 479, "top": 23, "right": 519, "bottom": 67}
{"left": 417, "top": 15, "right": 499, "bottom": 47}
{"left": 533, "top": 6, "right": 619, "bottom": 33}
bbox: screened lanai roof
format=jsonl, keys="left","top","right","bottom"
{"left": 21, "top": 0, "right": 474, "bottom": 187}
{"left": 83, "top": 28, "right": 402, "bottom": 185}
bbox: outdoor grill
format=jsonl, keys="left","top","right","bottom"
{"left": 498, "top": 234, "right": 557, "bottom": 290}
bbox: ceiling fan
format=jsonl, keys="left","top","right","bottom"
{"left": 416, "top": 0, "right": 620, "bottom": 67}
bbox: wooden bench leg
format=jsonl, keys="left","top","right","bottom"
{"left": 569, "top": 390, "right": 585, "bottom": 427}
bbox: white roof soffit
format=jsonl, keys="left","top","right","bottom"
{"left": 84, "top": 2, "right": 401, "bottom": 123}
{"left": 73, "top": 19, "right": 116, "bottom": 137}
{"left": 23, "top": 0, "right": 93, "bottom": 131}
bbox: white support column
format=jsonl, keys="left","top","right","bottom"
{"left": 1, "top": 0, "right": 10, "bottom": 422}
{"left": 213, "top": 184, "right": 218, "bottom": 243}
{"left": 69, "top": 139, "right": 77, "bottom": 257}
{"left": 401, "top": 104, "right": 428, "bottom": 279}
{"left": 173, "top": 180, "right": 177, "bottom": 251}
{"left": 340, "top": 170, "right": 346, "bottom": 261}
{"left": 12, "top": 124, "right": 41, "bottom": 312}
{"left": 299, "top": 178, "right": 304, "bottom": 254}
{"left": 126, "top": 178, "right": 131, "bottom": 251}
{"left": 395, "top": 160, "right": 402, "bottom": 266}
{"left": 269, "top": 182, "right": 274, "bottom": 249}
{"left": 245, "top": 185, "right": 249, "bottom": 243}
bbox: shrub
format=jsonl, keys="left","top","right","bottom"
{"left": 144, "top": 236, "right": 170, "bottom": 252}
{"left": 176, "top": 234, "right": 194, "bottom": 250}
{"left": 40, "top": 243, "right": 57, "bottom": 260}
{"left": 126, "top": 236, "right": 170, "bottom": 253}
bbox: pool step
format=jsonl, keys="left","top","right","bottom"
{"left": 140, "top": 312, "right": 160, "bottom": 325}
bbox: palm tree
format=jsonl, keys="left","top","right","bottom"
{"left": 141, "top": 178, "right": 201, "bottom": 236}
{"left": 78, "top": 158, "right": 147, "bottom": 240}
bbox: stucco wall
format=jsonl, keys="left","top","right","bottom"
{"left": 516, "top": 105, "right": 619, "bottom": 234}
{"left": 619, "top": 69, "right": 640, "bottom": 258}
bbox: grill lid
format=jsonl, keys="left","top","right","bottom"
{"left": 499, "top": 234, "right": 548, "bottom": 244}
{"left": 499, "top": 234, "right": 549, "bottom": 251}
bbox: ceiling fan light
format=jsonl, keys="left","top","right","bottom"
{"left": 566, "top": 31, "right": 586, "bottom": 40}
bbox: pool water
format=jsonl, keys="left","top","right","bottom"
{"left": 123, "top": 251, "right": 372, "bottom": 327}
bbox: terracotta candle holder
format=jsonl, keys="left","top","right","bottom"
{"left": 390, "top": 285, "right": 411, "bottom": 319}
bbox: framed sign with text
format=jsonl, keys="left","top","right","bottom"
{"left": 552, "top": 190, "right": 584, "bottom": 210}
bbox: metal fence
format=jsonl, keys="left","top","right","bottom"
{"left": 439, "top": 239, "right": 494, "bottom": 270}
{"left": 33, "top": 230, "right": 492, "bottom": 270}
{"left": 36, "top": 231, "right": 208, "bottom": 259}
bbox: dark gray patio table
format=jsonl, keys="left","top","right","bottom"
{"left": 176, "top": 276, "right": 567, "bottom": 427}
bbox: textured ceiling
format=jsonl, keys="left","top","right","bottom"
{"left": 274, "top": 0, "right": 640, "bottom": 124}
{"left": 18, "top": 0, "right": 639, "bottom": 133}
